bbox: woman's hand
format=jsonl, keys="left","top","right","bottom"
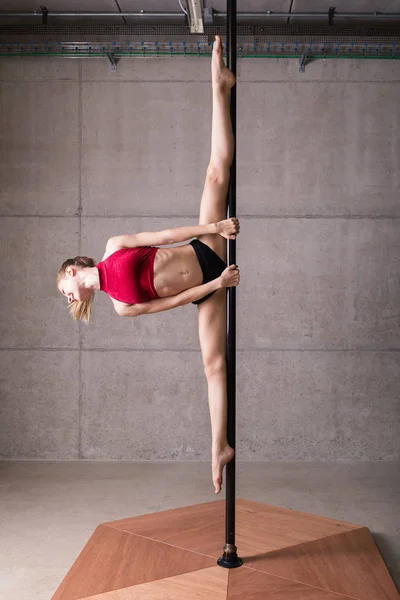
{"left": 216, "top": 218, "right": 240, "bottom": 240}
{"left": 219, "top": 264, "right": 240, "bottom": 288}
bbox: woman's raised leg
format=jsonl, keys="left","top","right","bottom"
{"left": 196, "top": 35, "right": 236, "bottom": 261}
{"left": 197, "top": 36, "right": 236, "bottom": 494}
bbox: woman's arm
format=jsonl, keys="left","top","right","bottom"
{"left": 107, "top": 218, "right": 239, "bottom": 250}
{"left": 116, "top": 265, "right": 240, "bottom": 317}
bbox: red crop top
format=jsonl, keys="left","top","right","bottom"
{"left": 96, "top": 247, "right": 160, "bottom": 304}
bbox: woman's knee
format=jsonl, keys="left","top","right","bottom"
{"left": 203, "top": 353, "right": 226, "bottom": 380}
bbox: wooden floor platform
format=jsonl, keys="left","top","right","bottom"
{"left": 52, "top": 499, "right": 399, "bottom": 600}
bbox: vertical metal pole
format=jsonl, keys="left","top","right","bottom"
{"left": 217, "top": 0, "right": 242, "bottom": 570}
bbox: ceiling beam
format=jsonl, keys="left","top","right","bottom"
{"left": 186, "top": 0, "right": 204, "bottom": 34}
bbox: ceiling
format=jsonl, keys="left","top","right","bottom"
{"left": 1, "top": 0, "right": 400, "bottom": 26}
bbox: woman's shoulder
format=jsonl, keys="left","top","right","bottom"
{"left": 100, "top": 245, "right": 129, "bottom": 262}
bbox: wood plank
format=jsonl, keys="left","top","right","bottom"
{"left": 244, "top": 527, "right": 399, "bottom": 600}
{"left": 102, "top": 500, "right": 225, "bottom": 555}
{"left": 237, "top": 499, "right": 360, "bottom": 529}
{"left": 228, "top": 566, "right": 365, "bottom": 600}
{"left": 81, "top": 567, "right": 228, "bottom": 600}
{"left": 104, "top": 499, "right": 361, "bottom": 557}
{"left": 51, "top": 526, "right": 216, "bottom": 600}
{"left": 236, "top": 499, "right": 361, "bottom": 556}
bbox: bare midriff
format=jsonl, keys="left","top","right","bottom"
{"left": 153, "top": 243, "right": 203, "bottom": 298}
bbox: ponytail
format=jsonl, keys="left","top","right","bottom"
{"left": 57, "top": 256, "right": 96, "bottom": 324}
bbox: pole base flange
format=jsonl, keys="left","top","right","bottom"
{"left": 217, "top": 544, "right": 243, "bottom": 568}
{"left": 217, "top": 554, "right": 243, "bottom": 568}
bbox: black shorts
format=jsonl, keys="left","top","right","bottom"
{"left": 190, "top": 239, "right": 226, "bottom": 305}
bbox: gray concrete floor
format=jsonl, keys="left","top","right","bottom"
{"left": 0, "top": 461, "right": 399, "bottom": 599}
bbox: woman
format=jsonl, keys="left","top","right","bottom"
{"left": 57, "top": 35, "right": 238, "bottom": 494}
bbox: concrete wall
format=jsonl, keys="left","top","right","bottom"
{"left": 0, "top": 56, "right": 399, "bottom": 461}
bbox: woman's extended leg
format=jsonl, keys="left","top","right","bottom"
{"left": 197, "top": 36, "right": 236, "bottom": 494}
{"left": 198, "top": 290, "right": 234, "bottom": 494}
{"left": 196, "top": 35, "right": 236, "bottom": 262}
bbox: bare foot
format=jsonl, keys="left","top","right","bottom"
{"left": 212, "top": 35, "right": 236, "bottom": 91}
{"left": 212, "top": 445, "right": 235, "bottom": 494}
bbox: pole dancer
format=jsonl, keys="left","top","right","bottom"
{"left": 57, "top": 36, "right": 237, "bottom": 495}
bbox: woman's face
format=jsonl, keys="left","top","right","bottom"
{"left": 58, "top": 267, "right": 91, "bottom": 304}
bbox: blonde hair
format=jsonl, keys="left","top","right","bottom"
{"left": 57, "top": 256, "right": 96, "bottom": 323}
